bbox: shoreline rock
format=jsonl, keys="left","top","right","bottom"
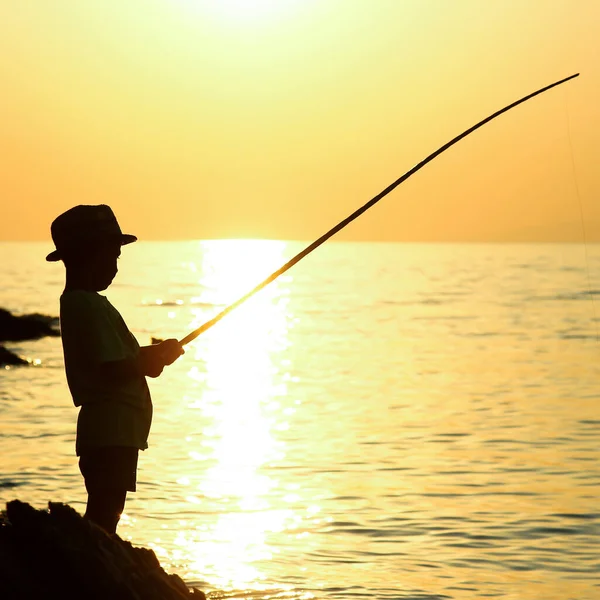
{"left": 0, "top": 308, "right": 60, "bottom": 343}
{"left": 0, "top": 500, "right": 206, "bottom": 600}
{"left": 0, "top": 346, "right": 29, "bottom": 366}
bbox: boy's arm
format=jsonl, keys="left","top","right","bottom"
{"left": 98, "top": 339, "right": 184, "bottom": 380}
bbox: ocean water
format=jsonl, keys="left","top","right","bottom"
{"left": 1, "top": 240, "right": 599, "bottom": 600}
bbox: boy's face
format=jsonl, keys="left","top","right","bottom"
{"left": 88, "top": 240, "right": 121, "bottom": 291}
{"left": 64, "top": 239, "right": 121, "bottom": 291}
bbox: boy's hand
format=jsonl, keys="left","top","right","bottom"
{"left": 138, "top": 339, "right": 184, "bottom": 377}
{"left": 157, "top": 339, "right": 184, "bottom": 366}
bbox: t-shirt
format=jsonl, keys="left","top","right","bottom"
{"left": 60, "top": 290, "right": 152, "bottom": 455}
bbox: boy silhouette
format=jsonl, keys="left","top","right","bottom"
{"left": 47, "top": 205, "right": 184, "bottom": 534}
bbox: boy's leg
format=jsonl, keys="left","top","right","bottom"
{"left": 79, "top": 446, "right": 138, "bottom": 534}
{"left": 85, "top": 488, "right": 127, "bottom": 534}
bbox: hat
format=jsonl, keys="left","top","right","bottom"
{"left": 46, "top": 205, "right": 137, "bottom": 262}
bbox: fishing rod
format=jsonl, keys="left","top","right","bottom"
{"left": 180, "top": 73, "right": 579, "bottom": 346}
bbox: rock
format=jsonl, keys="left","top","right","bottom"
{"left": 0, "top": 346, "right": 29, "bottom": 366}
{"left": 0, "top": 308, "right": 60, "bottom": 342}
{"left": 0, "top": 500, "right": 206, "bottom": 600}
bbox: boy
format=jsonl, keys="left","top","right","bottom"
{"left": 47, "top": 204, "right": 184, "bottom": 534}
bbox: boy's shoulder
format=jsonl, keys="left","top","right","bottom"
{"left": 60, "top": 290, "right": 109, "bottom": 315}
{"left": 60, "top": 291, "right": 130, "bottom": 340}
{"left": 61, "top": 289, "right": 102, "bottom": 305}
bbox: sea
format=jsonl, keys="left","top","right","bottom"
{"left": 1, "top": 240, "right": 599, "bottom": 600}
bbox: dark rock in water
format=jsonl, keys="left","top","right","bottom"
{"left": 0, "top": 346, "right": 29, "bottom": 366}
{"left": 0, "top": 500, "right": 206, "bottom": 600}
{"left": 0, "top": 309, "right": 60, "bottom": 342}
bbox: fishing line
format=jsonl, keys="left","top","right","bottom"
{"left": 564, "top": 88, "right": 599, "bottom": 343}
{"left": 180, "top": 73, "right": 580, "bottom": 346}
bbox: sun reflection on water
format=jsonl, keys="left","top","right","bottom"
{"left": 177, "top": 240, "right": 297, "bottom": 590}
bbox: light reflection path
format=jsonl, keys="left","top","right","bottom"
{"left": 178, "top": 241, "right": 297, "bottom": 591}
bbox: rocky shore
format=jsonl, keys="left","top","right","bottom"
{"left": 0, "top": 308, "right": 60, "bottom": 366}
{"left": 0, "top": 500, "right": 206, "bottom": 600}
{"left": 0, "top": 345, "right": 28, "bottom": 366}
{"left": 0, "top": 309, "right": 60, "bottom": 342}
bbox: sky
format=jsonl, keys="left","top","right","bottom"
{"left": 1, "top": 0, "right": 599, "bottom": 242}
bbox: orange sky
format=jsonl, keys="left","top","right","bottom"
{"left": 1, "top": 0, "right": 599, "bottom": 242}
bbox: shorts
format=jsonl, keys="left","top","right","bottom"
{"left": 79, "top": 446, "right": 139, "bottom": 493}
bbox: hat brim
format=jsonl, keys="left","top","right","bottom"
{"left": 46, "top": 233, "right": 138, "bottom": 262}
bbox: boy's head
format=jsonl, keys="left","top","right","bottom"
{"left": 47, "top": 205, "right": 137, "bottom": 291}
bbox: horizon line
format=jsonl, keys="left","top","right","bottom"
{"left": 3, "top": 238, "right": 600, "bottom": 245}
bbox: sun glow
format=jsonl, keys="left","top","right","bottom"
{"left": 177, "top": 240, "right": 301, "bottom": 589}
{"left": 187, "top": 0, "right": 304, "bottom": 23}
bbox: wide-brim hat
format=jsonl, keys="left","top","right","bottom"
{"left": 46, "top": 204, "right": 137, "bottom": 262}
